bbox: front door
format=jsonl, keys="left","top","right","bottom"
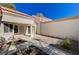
{"left": 14, "top": 25, "right": 18, "bottom": 34}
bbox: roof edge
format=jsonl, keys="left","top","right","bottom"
{"left": 42, "top": 16, "right": 79, "bottom": 24}
{"left": 0, "top": 6, "right": 35, "bottom": 18}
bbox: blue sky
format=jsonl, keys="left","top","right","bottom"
{"left": 15, "top": 3, "right": 79, "bottom": 20}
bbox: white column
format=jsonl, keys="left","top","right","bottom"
{"left": 25, "top": 25, "right": 34, "bottom": 37}
{"left": 30, "top": 25, "right": 33, "bottom": 37}
{"left": 25, "top": 25, "right": 28, "bottom": 35}
{"left": 31, "top": 25, "right": 35, "bottom": 37}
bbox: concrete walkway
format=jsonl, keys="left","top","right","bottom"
{"left": 34, "top": 34, "right": 62, "bottom": 44}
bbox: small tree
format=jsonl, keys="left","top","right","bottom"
{"left": 61, "top": 38, "right": 73, "bottom": 50}
{"left": 36, "top": 13, "right": 44, "bottom": 17}
{"left": 36, "top": 13, "right": 45, "bottom": 22}
{"left": 0, "top": 3, "right": 16, "bottom": 10}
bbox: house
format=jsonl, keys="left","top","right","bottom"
{"left": 0, "top": 6, "right": 36, "bottom": 40}
{"left": 0, "top": 6, "right": 79, "bottom": 41}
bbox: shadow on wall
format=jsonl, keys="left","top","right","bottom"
{"left": 39, "top": 33, "right": 79, "bottom": 41}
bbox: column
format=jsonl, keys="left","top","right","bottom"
{"left": 30, "top": 25, "right": 33, "bottom": 37}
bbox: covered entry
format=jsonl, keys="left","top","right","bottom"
{"left": 14, "top": 25, "right": 25, "bottom": 35}
{"left": 3, "top": 22, "right": 34, "bottom": 37}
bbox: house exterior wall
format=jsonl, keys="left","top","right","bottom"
{"left": 0, "top": 23, "right": 4, "bottom": 36}
{"left": 41, "top": 19, "right": 79, "bottom": 41}
{"left": 32, "top": 15, "right": 41, "bottom": 34}
{"left": 2, "top": 12, "right": 34, "bottom": 25}
{"left": 36, "top": 22, "right": 41, "bottom": 34}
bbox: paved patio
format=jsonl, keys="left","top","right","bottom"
{"left": 0, "top": 34, "right": 70, "bottom": 55}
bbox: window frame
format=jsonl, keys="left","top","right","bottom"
{"left": 9, "top": 24, "right": 13, "bottom": 32}
{"left": 4, "top": 23, "right": 13, "bottom": 33}
{"left": 28, "top": 26, "right": 31, "bottom": 34}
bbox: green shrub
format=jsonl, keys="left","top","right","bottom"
{"left": 61, "top": 38, "right": 73, "bottom": 50}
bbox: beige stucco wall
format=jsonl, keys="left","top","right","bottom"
{"left": 0, "top": 23, "right": 4, "bottom": 36}
{"left": 41, "top": 19, "right": 79, "bottom": 41}
{"left": 32, "top": 15, "right": 41, "bottom": 34}
{"left": 36, "top": 22, "right": 41, "bottom": 34}
{"left": 2, "top": 12, "right": 34, "bottom": 25}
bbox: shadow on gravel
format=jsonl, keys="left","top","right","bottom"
{"left": 50, "top": 40, "right": 79, "bottom": 55}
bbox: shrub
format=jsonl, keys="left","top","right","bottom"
{"left": 61, "top": 38, "right": 73, "bottom": 50}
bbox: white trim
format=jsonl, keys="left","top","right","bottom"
{"left": 25, "top": 25, "right": 31, "bottom": 36}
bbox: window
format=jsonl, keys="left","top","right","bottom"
{"left": 32, "top": 26, "right": 35, "bottom": 34}
{"left": 10, "top": 24, "right": 13, "bottom": 32}
{"left": 4, "top": 23, "right": 13, "bottom": 33}
{"left": 14, "top": 25, "right": 18, "bottom": 33}
{"left": 28, "top": 26, "right": 31, "bottom": 34}
{"left": 4, "top": 23, "right": 9, "bottom": 33}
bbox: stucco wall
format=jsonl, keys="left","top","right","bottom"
{"left": 0, "top": 23, "right": 4, "bottom": 36}
{"left": 41, "top": 19, "right": 79, "bottom": 41}
{"left": 32, "top": 16, "right": 41, "bottom": 34}
{"left": 2, "top": 12, "right": 34, "bottom": 25}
